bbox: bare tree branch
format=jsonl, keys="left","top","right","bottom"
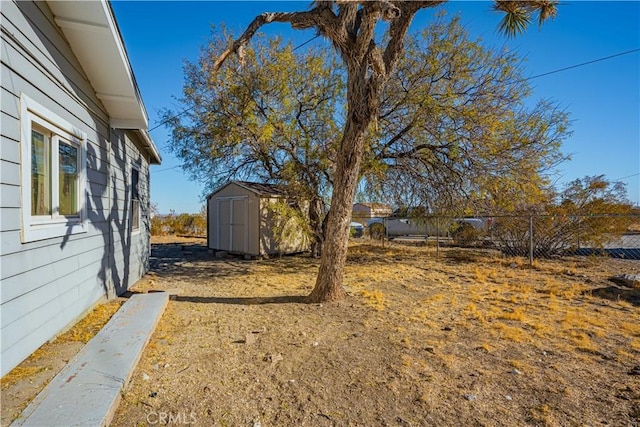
{"left": 212, "top": 8, "right": 335, "bottom": 71}
{"left": 382, "top": 1, "right": 443, "bottom": 77}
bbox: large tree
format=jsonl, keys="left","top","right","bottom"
{"left": 164, "top": 36, "right": 343, "bottom": 256}
{"left": 166, "top": 15, "right": 568, "bottom": 256}
{"left": 210, "top": 0, "right": 559, "bottom": 302}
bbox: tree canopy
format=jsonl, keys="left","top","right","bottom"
{"left": 361, "top": 14, "right": 569, "bottom": 213}
{"left": 165, "top": 14, "right": 569, "bottom": 252}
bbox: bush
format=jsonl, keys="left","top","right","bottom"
{"left": 368, "top": 222, "right": 386, "bottom": 239}
{"left": 450, "top": 221, "right": 480, "bottom": 246}
{"left": 150, "top": 212, "right": 206, "bottom": 236}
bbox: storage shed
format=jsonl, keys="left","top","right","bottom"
{"left": 207, "top": 181, "right": 310, "bottom": 257}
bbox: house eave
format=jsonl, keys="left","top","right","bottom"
{"left": 47, "top": 0, "right": 160, "bottom": 163}
{"left": 135, "top": 130, "right": 162, "bottom": 165}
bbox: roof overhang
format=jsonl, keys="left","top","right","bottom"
{"left": 46, "top": 0, "right": 161, "bottom": 164}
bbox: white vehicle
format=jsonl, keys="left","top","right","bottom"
{"left": 367, "top": 216, "right": 488, "bottom": 237}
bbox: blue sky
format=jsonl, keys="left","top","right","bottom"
{"left": 111, "top": 1, "right": 640, "bottom": 213}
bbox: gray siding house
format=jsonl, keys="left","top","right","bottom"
{"left": 0, "top": 0, "right": 161, "bottom": 376}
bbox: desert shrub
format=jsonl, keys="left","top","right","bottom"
{"left": 368, "top": 222, "right": 386, "bottom": 239}
{"left": 451, "top": 221, "right": 480, "bottom": 246}
{"left": 492, "top": 176, "right": 634, "bottom": 257}
{"left": 150, "top": 211, "right": 206, "bottom": 236}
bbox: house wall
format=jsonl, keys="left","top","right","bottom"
{"left": 109, "top": 130, "right": 152, "bottom": 294}
{"left": 207, "top": 183, "right": 261, "bottom": 256}
{"left": 352, "top": 203, "right": 374, "bottom": 224}
{"left": 0, "top": 1, "right": 151, "bottom": 376}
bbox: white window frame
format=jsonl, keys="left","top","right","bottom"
{"left": 20, "top": 94, "right": 87, "bottom": 243}
{"left": 131, "top": 166, "right": 141, "bottom": 234}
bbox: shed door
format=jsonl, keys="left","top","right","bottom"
{"left": 218, "top": 199, "right": 231, "bottom": 250}
{"left": 216, "top": 197, "right": 247, "bottom": 253}
{"left": 231, "top": 198, "right": 247, "bottom": 253}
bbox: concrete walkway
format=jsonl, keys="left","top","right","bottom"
{"left": 11, "top": 292, "right": 168, "bottom": 427}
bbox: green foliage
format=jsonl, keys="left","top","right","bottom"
{"left": 164, "top": 33, "right": 343, "bottom": 197}
{"left": 450, "top": 221, "right": 481, "bottom": 246}
{"left": 164, "top": 15, "right": 568, "bottom": 250}
{"left": 392, "top": 206, "right": 429, "bottom": 218}
{"left": 264, "top": 200, "right": 311, "bottom": 254}
{"left": 163, "top": 33, "right": 343, "bottom": 252}
{"left": 368, "top": 222, "right": 386, "bottom": 239}
{"left": 362, "top": 14, "right": 570, "bottom": 214}
{"left": 493, "top": 1, "right": 558, "bottom": 37}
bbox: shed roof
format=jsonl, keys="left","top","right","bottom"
{"left": 236, "top": 181, "right": 287, "bottom": 196}
{"left": 208, "top": 181, "right": 287, "bottom": 199}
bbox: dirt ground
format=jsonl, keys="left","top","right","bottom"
{"left": 4, "top": 235, "right": 640, "bottom": 426}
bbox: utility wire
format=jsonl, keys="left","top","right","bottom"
{"left": 149, "top": 47, "right": 640, "bottom": 133}
{"left": 613, "top": 172, "right": 640, "bottom": 182}
{"left": 293, "top": 34, "right": 321, "bottom": 51}
{"left": 149, "top": 109, "right": 191, "bottom": 132}
{"left": 152, "top": 165, "right": 181, "bottom": 173}
{"left": 513, "top": 48, "right": 639, "bottom": 84}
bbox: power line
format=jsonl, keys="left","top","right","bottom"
{"left": 515, "top": 48, "right": 640, "bottom": 83}
{"left": 149, "top": 109, "right": 191, "bottom": 132}
{"left": 293, "top": 34, "right": 321, "bottom": 51}
{"left": 152, "top": 165, "right": 181, "bottom": 173}
{"left": 613, "top": 172, "right": 640, "bottom": 182}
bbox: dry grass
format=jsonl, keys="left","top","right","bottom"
{"left": 55, "top": 300, "right": 123, "bottom": 344}
{"left": 360, "top": 289, "right": 387, "bottom": 311}
{"left": 118, "top": 240, "right": 640, "bottom": 425}
{"left": 0, "top": 366, "right": 48, "bottom": 390}
{"left": 1, "top": 299, "right": 125, "bottom": 424}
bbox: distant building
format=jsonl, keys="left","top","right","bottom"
{"left": 352, "top": 203, "right": 393, "bottom": 225}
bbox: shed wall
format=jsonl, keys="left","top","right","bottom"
{"left": 0, "top": 1, "right": 151, "bottom": 376}
{"left": 259, "top": 197, "right": 310, "bottom": 256}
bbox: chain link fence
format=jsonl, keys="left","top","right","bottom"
{"left": 366, "top": 214, "right": 640, "bottom": 263}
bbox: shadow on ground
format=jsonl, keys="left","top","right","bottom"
{"left": 174, "top": 295, "right": 307, "bottom": 305}
{"left": 589, "top": 285, "right": 640, "bottom": 307}
{"left": 149, "top": 242, "right": 319, "bottom": 279}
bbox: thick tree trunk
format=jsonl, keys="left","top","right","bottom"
{"left": 306, "top": 117, "right": 370, "bottom": 302}
{"left": 305, "top": 25, "right": 384, "bottom": 303}
{"left": 308, "top": 196, "right": 324, "bottom": 258}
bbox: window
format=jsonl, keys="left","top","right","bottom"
{"left": 20, "top": 94, "right": 87, "bottom": 242}
{"left": 131, "top": 168, "right": 140, "bottom": 232}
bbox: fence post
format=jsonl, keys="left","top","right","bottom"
{"left": 436, "top": 216, "right": 440, "bottom": 258}
{"left": 382, "top": 217, "right": 386, "bottom": 248}
{"left": 529, "top": 215, "right": 534, "bottom": 266}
